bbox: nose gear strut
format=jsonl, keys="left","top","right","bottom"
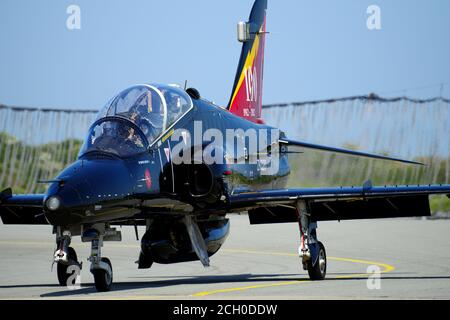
{"left": 53, "top": 230, "right": 71, "bottom": 264}
{"left": 53, "top": 228, "right": 82, "bottom": 287}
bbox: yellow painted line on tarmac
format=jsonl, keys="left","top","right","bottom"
{"left": 192, "top": 249, "right": 395, "bottom": 297}
{"left": 223, "top": 249, "right": 395, "bottom": 273}
{"left": 193, "top": 280, "right": 306, "bottom": 297}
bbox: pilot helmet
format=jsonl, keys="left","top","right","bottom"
{"left": 117, "top": 123, "right": 130, "bottom": 139}
{"left": 166, "top": 93, "right": 181, "bottom": 113}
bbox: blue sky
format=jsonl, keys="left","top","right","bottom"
{"left": 0, "top": 0, "right": 449, "bottom": 110}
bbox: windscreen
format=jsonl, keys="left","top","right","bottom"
{"left": 78, "top": 119, "right": 148, "bottom": 158}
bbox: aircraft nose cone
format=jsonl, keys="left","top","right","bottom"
{"left": 44, "top": 181, "right": 85, "bottom": 226}
{"left": 43, "top": 159, "right": 132, "bottom": 226}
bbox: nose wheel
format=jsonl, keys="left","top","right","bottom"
{"left": 54, "top": 231, "right": 82, "bottom": 287}
{"left": 56, "top": 246, "right": 82, "bottom": 286}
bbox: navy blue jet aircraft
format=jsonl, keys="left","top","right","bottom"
{"left": 1, "top": 0, "right": 450, "bottom": 292}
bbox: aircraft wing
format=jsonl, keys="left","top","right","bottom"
{"left": 0, "top": 188, "right": 47, "bottom": 225}
{"left": 228, "top": 183, "right": 450, "bottom": 223}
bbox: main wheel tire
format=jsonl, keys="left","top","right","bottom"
{"left": 93, "top": 257, "right": 113, "bottom": 292}
{"left": 57, "top": 247, "right": 79, "bottom": 286}
{"left": 307, "top": 241, "right": 327, "bottom": 280}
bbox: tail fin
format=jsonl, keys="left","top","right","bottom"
{"left": 227, "top": 0, "right": 267, "bottom": 124}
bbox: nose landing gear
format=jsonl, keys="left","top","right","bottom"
{"left": 54, "top": 230, "right": 82, "bottom": 287}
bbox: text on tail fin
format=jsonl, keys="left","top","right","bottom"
{"left": 227, "top": 0, "right": 267, "bottom": 124}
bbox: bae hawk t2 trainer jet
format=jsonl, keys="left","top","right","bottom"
{"left": 1, "top": 0, "right": 450, "bottom": 292}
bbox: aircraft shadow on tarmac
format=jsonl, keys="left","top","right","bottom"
{"left": 1, "top": 273, "right": 449, "bottom": 298}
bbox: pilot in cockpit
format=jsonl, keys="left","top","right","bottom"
{"left": 126, "top": 112, "right": 144, "bottom": 148}
{"left": 163, "top": 90, "right": 182, "bottom": 125}
{"left": 128, "top": 91, "right": 162, "bottom": 143}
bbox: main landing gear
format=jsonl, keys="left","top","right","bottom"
{"left": 296, "top": 200, "right": 327, "bottom": 280}
{"left": 53, "top": 225, "right": 121, "bottom": 292}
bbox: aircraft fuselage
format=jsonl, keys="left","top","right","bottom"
{"left": 43, "top": 97, "right": 291, "bottom": 227}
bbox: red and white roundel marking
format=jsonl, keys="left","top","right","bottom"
{"left": 144, "top": 168, "right": 152, "bottom": 189}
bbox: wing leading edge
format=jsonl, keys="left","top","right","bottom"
{"left": 228, "top": 183, "right": 450, "bottom": 223}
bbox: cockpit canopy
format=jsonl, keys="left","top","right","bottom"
{"left": 79, "top": 84, "right": 193, "bottom": 158}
